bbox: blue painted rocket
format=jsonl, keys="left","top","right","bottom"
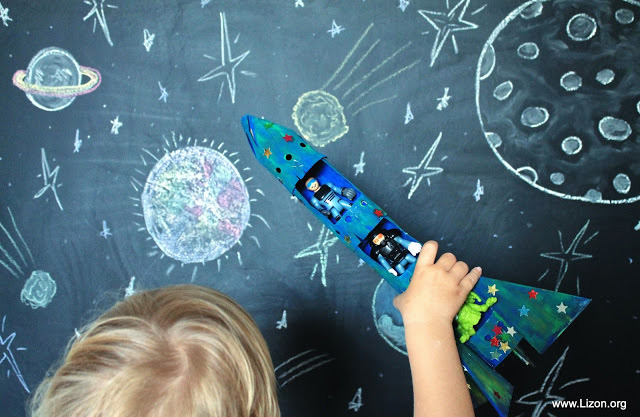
{"left": 241, "top": 115, "right": 590, "bottom": 417}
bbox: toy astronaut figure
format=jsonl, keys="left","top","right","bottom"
{"left": 369, "top": 229, "right": 422, "bottom": 276}
{"left": 304, "top": 177, "right": 356, "bottom": 221}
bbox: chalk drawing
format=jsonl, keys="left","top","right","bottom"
{"left": 401, "top": 132, "right": 444, "bottom": 199}
{"left": 0, "top": 2, "right": 12, "bottom": 26}
{"left": 110, "top": 115, "right": 123, "bottom": 134}
{"left": 34, "top": 148, "right": 63, "bottom": 211}
{"left": 198, "top": 12, "right": 252, "bottom": 104}
{"left": 517, "top": 346, "right": 590, "bottom": 417}
{"left": 73, "top": 129, "right": 82, "bottom": 153}
{"left": 292, "top": 23, "right": 420, "bottom": 146}
{"left": 99, "top": 220, "right": 112, "bottom": 239}
{"left": 82, "top": 0, "right": 117, "bottom": 47}
{"left": 635, "top": 221, "right": 640, "bottom": 231}
{"left": 353, "top": 151, "right": 366, "bottom": 176}
{"left": 275, "top": 349, "right": 335, "bottom": 387}
{"left": 143, "top": 29, "right": 155, "bottom": 52}
{"left": 404, "top": 102, "right": 414, "bottom": 124}
{"left": 473, "top": 178, "right": 484, "bottom": 201}
{"left": 295, "top": 0, "right": 304, "bottom": 8}
{"left": 328, "top": 20, "right": 345, "bottom": 38}
{"left": 398, "top": 0, "right": 410, "bottom": 13}
{"left": 132, "top": 133, "right": 265, "bottom": 278}
{"left": 125, "top": 276, "right": 136, "bottom": 297}
{"left": 12, "top": 47, "right": 101, "bottom": 111}
{"left": 476, "top": 0, "right": 640, "bottom": 204}
{"left": 372, "top": 279, "right": 407, "bottom": 355}
{"left": 0, "top": 316, "right": 29, "bottom": 393}
{"left": 419, "top": 0, "right": 479, "bottom": 67}
{"left": 276, "top": 310, "right": 287, "bottom": 329}
{"left": 294, "top": 224, "right": 339, "bottom": 287}
{"left": 539, "top": 220, "right": 593, "bottom": 293}
{"left": 1, "top": 208, "right": 58, "bottom": 309}
{"left": 348, "top": 387, "right": 363, "bottom": 411}
{"left": 157, "top": 81, "right": 168, "bottom": 103}
{"left": 200, "top": 0, "right": 211, "bottom": 7}
{"left": 436, "top": 87, "right": 451, "bottom": 110}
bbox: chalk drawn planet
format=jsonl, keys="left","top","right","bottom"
{"left": 12, "top": 47, "right": 101, "bottom": 111}
{"left": 142, "top": 147, "right": 250, "bottom": 264}
{"left": 372, "top": 279, "right": 407, "bottom": 355}
{"left": 292, "top": 90, "right": 349, "bottom": 147}
{"left": 476, "top": 0, "right": 640, "bottom": 203}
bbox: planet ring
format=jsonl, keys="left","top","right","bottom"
{"left": 12, "top": 66, "right": 102, "bottom": 98}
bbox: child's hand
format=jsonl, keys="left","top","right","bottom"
{"left": 393, "top": 240, "right": 482, "bottom": 327}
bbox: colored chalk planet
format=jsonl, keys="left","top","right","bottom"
{"left": 12, "top": 47, "right": 101, "bottom": 111}
{"left": 142, "top": 147, "right": 250, "bottom": 264}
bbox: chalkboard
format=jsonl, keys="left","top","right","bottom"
{"left": 1, "top": 1, "right": 638, "bottom": 416}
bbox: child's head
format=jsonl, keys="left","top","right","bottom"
{"left": 29, "top": 284, "right": 280, "bottom": 417}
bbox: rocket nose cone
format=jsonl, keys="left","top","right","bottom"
{"left": 241, "top": 114, "right": 261, "bottom": 156}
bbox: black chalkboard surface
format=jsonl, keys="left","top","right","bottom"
{"left": 1, "top": 1, "right": 638, "bottom": 416}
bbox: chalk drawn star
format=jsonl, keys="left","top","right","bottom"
{"left": 1, "top": 316, "right": 29, "bottom": 393}
{"left": 158, "top": 81, "right": 169, "bottom": 103}
{"left": 34, "top": 148, "right": 63, "bottom": 211}
{"left": 327, "top": 20, "right": 345, "bottom": 38}
{"left": 517, "top": 346, "right": 589, "bottom": 417}
{"left": 353, "top": 151, "right": 366, "bottom": 176}
{"left": 540, "top": 220, "right": 593, "bottom": 292}
{"left": 419, "top": 0, "right": 478, "bottom": 67}
{"left": 143, "top": 29, "right": 155, "bottom": 52}
{"left": 398, "top": 0, "right": 410, "bottom": 12}
{"left": 0, "top": 2, "right": 12, "bottom": 27}
{"left": 73, "top": 129, "right": 82, "bottom": 153}
{"left": 473, "top": 178, "right": 484, "bottom": 201}
{"left": 110, "top": 115, "right": 122, "bottom": 134}
{"left": 294, "top": 225, "right": 339, "bottom": 287}
{"left": 198, "top": 12, "right": 250, "bottom": 104}
{"left": 295, "top": 0, "right": 305, "bottom": 8}
{"left": 99, "top": 220, "right": 112, "bottom": 239}
{"left": 82, "top": 0, "right": 118, "bottom": 47}
{"left": 402, "top": 132, "right": 444, "bottom": 199}
{"left": 404, "top": 102, "right": 414, "bottom": 124}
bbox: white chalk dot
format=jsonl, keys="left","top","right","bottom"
{"left": 493, "top": 81, "right": 514, "bottom": 101}
{"left": 521, "top": 106, "right": 549, "bottom": 128}
{"left": 636, "top": 100, "right": 640, "bottom": 114}
{"left": 613, "top": 173, "right": 631, "bottom": 194}
{"left": 520, "top": 2, "right": 544, "bottom": 19}
{"left": 479, "top": 44, "right": 496, "bottom": 80}
{"left": 517, "top": 42, "right": 540, "bottom": 60}
{"left": 615, "top": 8, "right": 634, "bottom": 24}
{"left": 550, "top": 172, "right": 565, "bottom": 185}
{"left": 561, "top": 136, "right": 583, "bottom": 155}
{"left": 566, "top": 13, "right": 598, "bottom": 41}
{"left": 584, "top": 189, "right": 602, "bottom": 202}
{"left": 560, "top": 71, "right": 582, "bottom": 91}
{"left": 596, "top": 69, "right": 615, "bottom": 85}
{"left": 485, "top": 132, "right": 502, "bottom": 147}
{"left": 599, "top": 116, "right": 632, "bottom": 141}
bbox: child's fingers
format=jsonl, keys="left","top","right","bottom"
{"left": 459, "top": 267, "right": 482, "bottom": 294}
{"left": 435, "top": 252, "right": 457, "bottom": 270}
{"left": 415, "top": 240, "right": 438, "bottom": 269}
{"left": 450, "top": 260, "right": 469, "bottom": 279}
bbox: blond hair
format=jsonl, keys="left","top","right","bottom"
{"left": 29, "top": 284, "right": 280, "bottom": 417}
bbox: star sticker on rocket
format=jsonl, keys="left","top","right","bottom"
{"left": 198, "top": 12, "right": 252, "bottom": 104}
{"left": 402, "top": 132, "right": 443, "bottom": 199}
{"left": 540, "top": 220, "right": 593, "bottom": 292}
{"left": 283, "top": 134, "right": 293, "bottom": 142}
{"left": 263, "top": 148, "right": 272, "bottom": 158}
{"left": 556, "top": 302, "right": 568, "bottom": 314}
{"left": 418, "top": 0, "right": 478, "bottom": 67}
{"left": 487, "top": 284, "right": 498, "bottom": 296}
